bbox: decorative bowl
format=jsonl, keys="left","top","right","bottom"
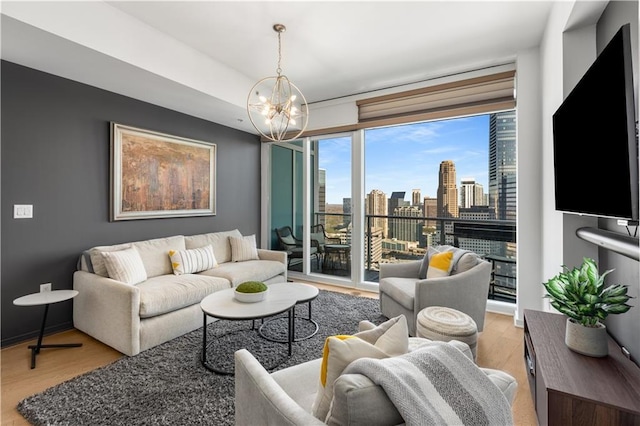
{"left": 234, "top": 287, "right": 268, "bottom": 303}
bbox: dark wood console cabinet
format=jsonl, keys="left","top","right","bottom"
{"left": 524, "top": 310, "right": 640, "bottom": 426}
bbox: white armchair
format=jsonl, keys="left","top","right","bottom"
{"left": 379, "top": 248, "right": 492, "bottom": 336}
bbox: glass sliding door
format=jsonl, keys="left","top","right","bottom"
{"left": 267, "top": 134, "right": 356, "bottom": 285}
{"left": 311, "top": 135, "right": 353, "bottom": 281}
{"left": 269, "top": 142, "right": 313, "bottom": 274}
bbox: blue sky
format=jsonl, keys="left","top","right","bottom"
{"left": 319, "top": 115, "right": 490, "bottom": 204}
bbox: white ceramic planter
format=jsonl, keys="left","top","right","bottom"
{"left": 234, "top": 288, "right": 268, "bottom": 303}
{"left": 565, "top": 318, "right": 608, "bottom": 357}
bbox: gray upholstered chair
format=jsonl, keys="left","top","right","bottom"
{"left": 275, "top": 226, "right": 320, "bottom": 268}
{"left": 379, "top": 247, "right": 492, "bottom": 336}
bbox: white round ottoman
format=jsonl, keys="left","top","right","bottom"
{"left": 416, "top": 306, "right": 479, "bottom": 359}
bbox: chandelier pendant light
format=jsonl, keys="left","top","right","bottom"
{"left": 247, "top": 24, "right": 309, "bottom": 142}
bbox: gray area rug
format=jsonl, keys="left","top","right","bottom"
{"left": 18, "top": 290, "right": 387, "bottom": 425}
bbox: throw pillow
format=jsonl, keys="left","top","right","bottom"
{"left": 418, "top": 251, "right": 430, "bottom": 279}
{"left": 101, "top": 247, "right": 147, "bottom": 285}
{"left": 89, "top": 243, "right": 132, "bottom": 277}
{"left": 419, "top": 246, "right": 446, "bottom": 279}
{"left": 280, "top": 234, "right": 296, "bottom": 246}
{"left": 353, "top": 314, "right": 408, "bottom": 355}
{"left": 169, "top": 245, "right": 217, "bottom": 275}
{"left": 311, "top": 315, "right": 409, "bottom": 421}
{"left": 229, "top": 234, "right": 259, "bottom": 262}
{"left": 426, "top": 250, "right": 455, "bottom": 278}
{"left": 455, "top": 252, "right": 479, "bottom": 274}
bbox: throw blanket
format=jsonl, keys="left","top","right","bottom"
{"left": 343, "top": 342, "right": 512, "bottom": 426}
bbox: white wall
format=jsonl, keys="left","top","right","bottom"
{"left": 513, "top": 47, "right": 544, "bottom": 325}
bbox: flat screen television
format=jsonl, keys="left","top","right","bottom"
{"left": 553, "top": 23, "right": 638, "bottom": 221}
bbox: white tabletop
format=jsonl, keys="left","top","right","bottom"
{"left": 13, "top": 290, "right": 79, "bottom": 307}
{"left": 201, "top": 287, "right": 296, "bottom": 320}
{"left": 269, "top": 282, "right": 319, "bottom": 304}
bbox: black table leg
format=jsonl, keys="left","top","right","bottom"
{"left": 288, "top": 308, "right": 293, "bottom": 356}
{"left": 28, "top": 303, "right": 82, "bottom": 369}
{"left": 202, "top": 312, "right": 207, "bottom": 365}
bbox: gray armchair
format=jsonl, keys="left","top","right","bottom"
{"left": 379, "top": 248, "right": 492, "bottom": 336}
{"left": 275, "top": 226, "right": 320, "bottom": 268}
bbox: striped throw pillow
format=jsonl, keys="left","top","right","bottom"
{"left": 169, "top": 245, "right": 217, "bottom": 275}
{"left": 101, "top": 247, "right": 147, "bottom": 285}
{"left": 229, "top": 234, "right": 259, "bottom": 262}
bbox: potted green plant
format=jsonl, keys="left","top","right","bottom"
{"left": 234, "top": 281, "right": 269, "bottom": 303}
{"left": 543, "top": 257, "right": 633, "bottom": 357}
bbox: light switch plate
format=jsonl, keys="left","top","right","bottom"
{"left": 14, "top": 204, "right": 33, "bottom": 219}
{"left": 40, "top": 283, "right": 52, "bottom": 292}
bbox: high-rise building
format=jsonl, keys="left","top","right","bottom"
{"left": 342, "top": 198, "right": 352, "bottom": 228}
{"left": 437, "top": 160, "right": 458, "bottom": 218}
{"left": 389, "top": 205, "right": 423, "bottom": 243}
{"left": 364, "top": 227, "right": 383, "bottom": 270}
{"left": 457, "top": 206, "right": 497, "bottom": 257}
{"left": 489, "top": 111, "right": 516, "bottom": 222}
{"left": 388, "top": 192, "right": 409, "bottom": 238}
{"left": 489, "top": 110, "right": 517, "bottom": 264}
{"left": 318, "top": 168, "right": 326, "bottom": 225}
{"left": 460, "top": 178, "right": 486, "bottom": 208}
{"left": 423, "top": 196, "right": 437, "bottom": 228}
{"left": 411, "top": 189, "right": 421, "bottom": 206}
{"left": 365, "top": 189, "right": 388, "bottom": 238}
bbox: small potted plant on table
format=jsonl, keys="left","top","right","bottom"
{"left": 234, "top": 281, "right": 269, "bottom": 303}
{"left": 543, "top": 257, "right": 633, "bottom": 357}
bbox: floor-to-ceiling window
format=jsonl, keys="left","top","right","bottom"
{"left": 264, "top": 70, "right": 518, "bottom": 301}
{"left": 363, "top": 112, "right": 517, "bottom": 301}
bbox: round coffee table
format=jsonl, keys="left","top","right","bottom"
{"left": 200, "top": 287, "right": 296, "bottom": 374}
{"left": 258, "top": 282, "right": 320, "bottom": 343}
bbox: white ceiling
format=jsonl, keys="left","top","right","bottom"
{"left": 1, "top": 1, "right": 557, "bottom": 134}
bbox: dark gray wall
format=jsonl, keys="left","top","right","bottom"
{"left": 1, "top": 61, "right": 261, "bottom": 346}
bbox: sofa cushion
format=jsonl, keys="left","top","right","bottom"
{"left": 89, "top": 243, "right": 132, "bottom": 277}
{"left": 169, "top": 245, "right": 218, "bottom": 275}
{"left": 229, "top": 234, "right": 259, "bottom": 262}
{"left": 327, "top": 373, "right": 403, "bottom": 426}
{"left": 198, "top": 259, "right": 285, "bottom": 287}
{"left": 101, "top": 247, "right": 147, "bottom": 285}
{"left": 184, "top": 229, "right": 242, "bottom": 264}
{"left": 137, "top": 274, "right": 230, "bottom": 318}
{"left": 311, "top": 316, "right": 409, "bottom": 421}
{"left": 132, "top": 235, "right": 186, "bottom": 278}
{"left": 379, "top": 277, "right": 415, "bottom": 311}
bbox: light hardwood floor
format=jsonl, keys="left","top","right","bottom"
{"left": 2, "top": 284, "right": 537, "bottom": 425}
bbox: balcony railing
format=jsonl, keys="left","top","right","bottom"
{"left": 309, "top": 212, "right": 517, "bottom": 303}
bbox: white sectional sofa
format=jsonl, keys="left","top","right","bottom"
{"left": 73, "top": 229, "right": 287, "bottom": 356}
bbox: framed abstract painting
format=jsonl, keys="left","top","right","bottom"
{"left": 110, "top": 123, "right": 216, "bottom": 221}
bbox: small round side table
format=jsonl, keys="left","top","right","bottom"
{"left": 13, "top": 289, "right": 83, "bottom": 369}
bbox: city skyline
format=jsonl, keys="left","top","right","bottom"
{"left": 319, "top": 114, "right": 490, "bottom": 204}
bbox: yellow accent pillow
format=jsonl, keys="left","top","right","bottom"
{"left": 426, "top": 250, "right": 454, "bottom": 278}
{"left": 311, "top": 315, "right": 409, "bottom": 421}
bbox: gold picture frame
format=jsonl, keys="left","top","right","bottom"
{"left": 110, "top": 123, "right": 216, "bottom": 221}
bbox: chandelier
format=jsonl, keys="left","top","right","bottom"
{"left": 247, "top": 24, "right": 309, "bottom": 142}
